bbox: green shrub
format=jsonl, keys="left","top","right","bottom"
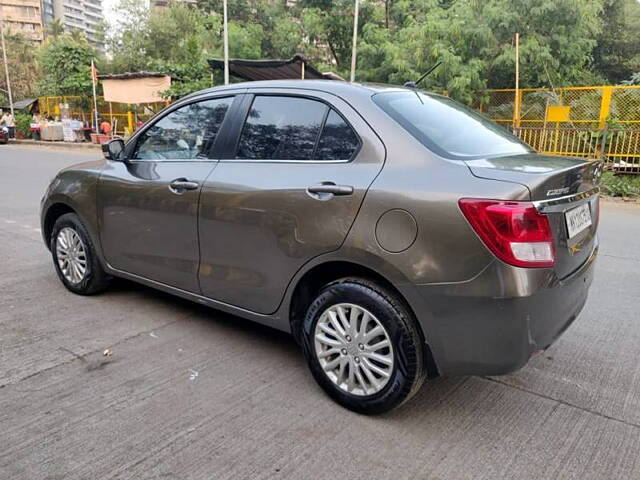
{"left": 600, "top": 172, "right": 640, "bottom": 198}
{"left": 15, "top": 112, "right": 32, "bottom": 137}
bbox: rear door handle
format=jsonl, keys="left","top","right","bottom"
{"left": 307, "top": 184, "right": 354, "bottom": 196}
{"left": 169, "top": 178, "right": 199, "bottom": 193}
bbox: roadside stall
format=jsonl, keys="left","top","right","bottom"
{"left": 98, "top": 72, "right": 172, "bottom": 140}
{"left": 0, "top": 98, "right": 38, "bottom": 139}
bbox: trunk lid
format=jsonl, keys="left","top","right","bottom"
{"left": 465, "top": 153, "right": 602, "bottom": 279}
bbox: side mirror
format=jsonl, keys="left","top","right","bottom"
{"left": 102, "top": 138, "right": 125, "bottom": 161}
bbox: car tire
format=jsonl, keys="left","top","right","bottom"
{"left": 301, "top": 277, "right": 425, "bottom": 414}
{"left": 50, "top": 213, "right": 111, "bottom": 295}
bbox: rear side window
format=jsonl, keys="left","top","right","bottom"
{"left": 135, "top": 97, "right": 232, "bottom": 160}
{"left": 236, "top": 96, "right": 359, "bottom": 161}
{"left": 316, "top": 110, "right": 360, "bottom": 161}
{"left": 373, "top": 91, "right": 531, "bottom": 160}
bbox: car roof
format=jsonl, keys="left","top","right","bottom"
{"left": 182, "top": 80, "right": 414, "bottom": 101}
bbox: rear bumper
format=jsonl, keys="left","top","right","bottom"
{"left": 402, "top": 245, "right": 597, "bottom": 377}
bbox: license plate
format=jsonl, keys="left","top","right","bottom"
{"left": 565, "top": 203, "right": 592, "bottom": 239}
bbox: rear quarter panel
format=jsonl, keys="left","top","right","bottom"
{"left": 340, "top": 102, "right": 531, "bottom": 287}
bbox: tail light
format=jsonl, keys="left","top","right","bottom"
{"left": 458, "top": 199, "right": 555, "bottom": 268}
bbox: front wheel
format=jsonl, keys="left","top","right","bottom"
{"left": 302, "top": 278, "right": 425, "bottom": 414}
{"left": 50, "top": 213, "right": 111, "bottom": 295}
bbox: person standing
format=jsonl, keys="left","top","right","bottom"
{"left": 99, "top": 118, "right": 112, "bottom": 136}
{"left": 1, "top": 110, "right": 15, "bottom": 138}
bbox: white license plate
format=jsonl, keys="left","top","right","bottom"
{"left": 565, "top": 203, "right": 592, "bottom": 239}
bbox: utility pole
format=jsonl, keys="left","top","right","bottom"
{"left": 91, "top": 60, "right": 99, "bottom": 133}
{"left": 223, "top": 0, "right": 229, "bottom": 85}
{"left": 0, "top": 7, "right": 14, "bottom": 119}
{"left": 350, "top": 0, "right": 360, "bottom": 83}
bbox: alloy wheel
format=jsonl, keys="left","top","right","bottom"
{"left": 56, "top": 227, "right": 87, "bottom": 284}
{"left": 314, "top": 303, "right": 394, "bottom": 396}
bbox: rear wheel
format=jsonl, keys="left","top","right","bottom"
{"left": 302, "top": 278, "right": 425, "bottom": 414}
{"left": 50, "top": 213, "right": 111, "bottom": 295}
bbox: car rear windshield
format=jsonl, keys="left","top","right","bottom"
{"left": 373, "top": 91, "right": 532, "bottom": 160}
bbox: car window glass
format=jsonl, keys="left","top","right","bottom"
{"left": 373, "top": 91, "right": 531, "bottom": 160}
{"left": 236, "top": 96, "right": 328, "bottom": 160}
{"left": 316, "top": 109, "right": 359, "bottom": 160}
{"left": 135, "top": 97, "right": 232, "bottom": 160}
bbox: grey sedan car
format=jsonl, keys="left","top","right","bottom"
{"left": 41, "top": 80, "right": 600, "bottom": 413}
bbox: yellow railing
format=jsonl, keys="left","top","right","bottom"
{"left": 482, "top": 85, "right": 640, "bottom": 129}
{"left": 36, "top": 86, "right": 640, "bottom": 168}
{"left": 483, "top": 86, "right": 640, "bottom": 170}
{"left": 37, "top": 96, "right": 168, "bottom": 136}
{"left": 513, "top": 126, "right": 640, "bottom": 171}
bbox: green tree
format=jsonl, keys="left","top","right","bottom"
{"left": 299, "top": 0, "right": 379, "bottom": 70}
{"left": 106, "top": 1, "right": 270, "bottom": 97}
{"left": 46, "top": 19, "right": 65, "bottom": 39}
{"left": 107, "top": 0, "right": 152, "bottom": 72}
{"left": 621, "top": 73, "right": 640, "bottom": 85}
{"left": 357, "top": 0, "right": 604, "bottom": 104}
{"left": 593, "top": 0, "right": 640, "bottom": 84}
{"left": 38, "top": 34, "right": 97, "bottom": 96}
{"left": 0, "top": 33, "right": 40, "bottom": 103}
{"left": 100, "top": 0, "right": 617, "bottom": 102}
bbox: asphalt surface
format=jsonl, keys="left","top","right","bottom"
{"left": 1, "top": 144, "right": 640, "bottom": 479}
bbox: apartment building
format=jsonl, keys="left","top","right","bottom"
{"left": 41, "top": 0, "right": 53, "bottom": 23}
{"left": 151, "top": 0, "right": 197, "bottom": 9}
{"left": 52, "top": 0, "right": 104, "bottom": 49}
{"left": 0, "top": 0, "right": 45, "bottom": 42}
{"left": 0, "top": 0, "right": 104, "bottom": 48}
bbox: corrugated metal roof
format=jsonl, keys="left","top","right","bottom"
{"left": 0, "top": 98, "right": 37, "bottom": 110}
{"left": 97, "top": 72, "right": 168, "bottom": 80}
{"left": 208, "top": 54, "right": 333, "bottom": 81}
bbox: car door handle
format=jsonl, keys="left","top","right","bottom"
{"left": 307, "top": 184, "right": 354, "bottom": 196}
{"left": 169, "top": 178, "right": 199, "bottom": 193}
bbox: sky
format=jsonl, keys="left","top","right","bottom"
{"left": 103, "top": 0, "right": 119, "bottom": 28}
{"left": 102, "top": 0, "right": 150, "bottom": 30}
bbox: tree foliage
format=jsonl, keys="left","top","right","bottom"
{"left": 592, "top": 0, "right": 640, "bottom": 84}
{"left": 38, "top": 34, "right": 97, "bottom": 97}
{"left": 5, "top": 0, "right": 640, "bottom": 102}
{"left": 0, "top": 33, "right": 40, "bottom": 103}
{"left": 356, "top": 0, "right": 605, "bottom": 104}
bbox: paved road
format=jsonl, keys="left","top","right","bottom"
{"left": 1, "top": 144, "right": 640, "bottom": 479}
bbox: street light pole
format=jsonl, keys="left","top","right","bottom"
{"left": 349, "top": 0, "right": 360, "bottom": 83}
{"left": 0, "top": 7, "right": 15, "bottom": 119}
{"left": 223, "top": 0, "right": 229, "bottom": 85}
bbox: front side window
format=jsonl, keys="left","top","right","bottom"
{"left": 235, "top": 96, "right": 360, "bottom": 161}
{"left": 135, "top": 97, "right": 232, "bottom": 160}
{"left": 373, "top": 91, "right": 531, "bottom": 160}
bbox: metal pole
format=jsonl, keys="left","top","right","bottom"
{"left": 91, "top": 61, "right": 99, "bottom": 133}
{"left": 350, "top": 0, "right": 359, "bottom": 83}
{"left": 223, "top": 0, "right": 229, "bottom": 85}
{"left": 0, "top": 9, "right": 14, "bottom": 119}
{"left": 600, "top": 121, "right": 608, "bottom": 163}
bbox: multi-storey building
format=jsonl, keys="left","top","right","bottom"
{"left": 41, "top": 0, "right": 53, "bottom": 24}
{"left": 0, "top": 0, "right": 45, "bottom": 42}
{"left": 151, "top": 0, "right": 197, "bottom": 9}
{"left": 0, "top": 0, "right": 104, "bottom": 48}
{"left": 51, "top": 0, "right": 104, "bottom": 49}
